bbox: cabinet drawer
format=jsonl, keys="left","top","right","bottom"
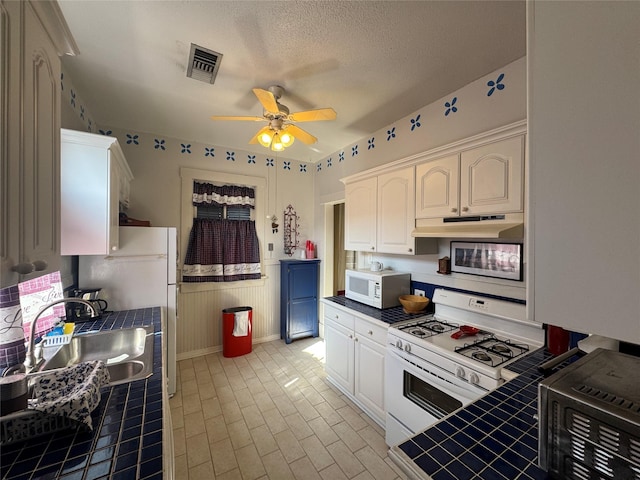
{"left": 324, "top": 304, "right": 354, "bottom": 330}
{"left": 355, "top": 319, "right": 387, "bottom": 346}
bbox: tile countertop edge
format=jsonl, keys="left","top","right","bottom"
{"left": 321, "top": 296, "right": 430, "bottom": 327}
{"left": 0, "top": 307, "right": 167, "bottom": 480}
{"left": 387, "top": 347, "right": 554, "bottom": 480}
{"left": 161, "top": 307, "right": 175, "bottom": 480}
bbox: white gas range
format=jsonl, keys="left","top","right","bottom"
{"left": 385, "top": 288, "right": 544, "bottom": 447}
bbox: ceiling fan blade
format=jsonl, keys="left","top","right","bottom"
{"left": 210, "top": 115, "right": 265, "bottom": 122}
{"left": 252, "top": 88, "right": 279, "bottom": 114}
{"left": 285, "top": 124, "right": 317, "bottom": 145}
{"left": 289, "top": 108, "right": 337, "bottom": 122}
{"left": 249, "top": 126, "right": 271, "bottom": 144}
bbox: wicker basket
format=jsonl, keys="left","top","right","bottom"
{"left": 0, "top": 408, "right": 83, "bottom": 446}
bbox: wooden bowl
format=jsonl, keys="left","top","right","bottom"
{"left": 398, "top": 295, "right": 430, "bottom": 313}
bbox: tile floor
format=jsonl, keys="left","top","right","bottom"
{"left": 169, "top": 337, "right": 409, "bottom": 480}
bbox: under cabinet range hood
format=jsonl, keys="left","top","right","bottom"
{"left": 412, "top": 213, "right": 524, "bottom": 239}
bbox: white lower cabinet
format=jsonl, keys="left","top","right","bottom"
{"left": 323, "top": 303, "right": 386, "bottom": 427}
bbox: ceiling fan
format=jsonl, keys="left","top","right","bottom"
{"left": 210, "top": 85, "right": 337, "bottom": 151}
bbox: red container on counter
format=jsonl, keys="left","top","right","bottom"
{"left": 547, "top": 324, "right": 570, "bottom": 355}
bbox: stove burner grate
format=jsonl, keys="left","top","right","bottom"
{"left": 397, "top": 318, "right": 458, "bottom": 338}
{"left": 455, "top": 337, "right": 530, "bottom": 367}
{"left": 472, "top": 351, "right": 492, "bottom": 362}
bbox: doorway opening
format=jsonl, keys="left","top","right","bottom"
{"left": 332, "top": 203, "right": 355, "bottom": 295}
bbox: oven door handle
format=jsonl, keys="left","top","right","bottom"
{"left": 386, "top": 346, "right": 488, "bottom": 398}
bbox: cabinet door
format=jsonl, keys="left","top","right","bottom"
{"left": 20, "top": 2, "right": 61, "bottom": 277}
{"left": 415, "top": 154, "right": 460, "bottom": 219}
{"left": 377, "top": 167, "right": 415, "bottom": 254}
{"left": 108, "top": 151, "right": 119, "bottom": 252}
{"left": 345, "top": 177, "right": 377, "bottom": 252}
{"left": 324, "top": 319, "right": 354, "bottom": 394}
{"left": 354, "top": 335, "right": 386, "bottom": 425}
{"left": 281, "top": 261, "right": 319, "bottom": 343}
{"left": 460, "top": 135, "right": 524, "bottom": 216}
{"left": 1, "top": 1, "right": 20, "bottom": 287}
{"left": 528, "top": 1, "right": 640, "bottom": 341}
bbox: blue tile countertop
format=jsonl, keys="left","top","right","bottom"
{"left": 1, "top": 308, "right": 164, "bottom": 480}
{"left": 323, "top": 295, "right": 433, "bottom": 324}
{"left": 390, "top": 347, "right": 556, "bottom": 480}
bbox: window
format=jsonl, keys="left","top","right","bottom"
{"left": 180, "top": 168, "right": 266, "bottom": 289}
{"left": 196, "top": 204, "right": 251, "bottom": 221}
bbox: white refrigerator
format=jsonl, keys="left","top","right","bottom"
{"left": 78, "top": 226, "right": 178, "bottom": 395}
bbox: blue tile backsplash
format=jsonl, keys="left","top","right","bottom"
{"left": 0, "top": 308, "right": 164, "bottom": 480}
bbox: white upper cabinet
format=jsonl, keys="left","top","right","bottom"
{"left": 377, "top": 167, "right": 416, "bottom": 255}
{"left": 460, "top": 135, "right": 524, "bottom": 216}
{"left": 416, "top": 135, "right": 524, "bottom": 219}
{"left": 415, "top": 154, "right": 459, "bottom": 218}
{"left": 0, "top": 1, "right": 77, "bottom": 288}
{"left": 527, "top": 1, "right": 640, "bottom": 343}
{"left": 345, "top": 167, "right": 434, "bottom": 255}
{"left": 60, "top": 129, "right": 133, "bottom": 255}
{"left": 345, "top": 177, "right": 377, "bottom": 252}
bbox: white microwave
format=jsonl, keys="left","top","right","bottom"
{"left": 345, "top": 269, "right": 410, "bottom": 309}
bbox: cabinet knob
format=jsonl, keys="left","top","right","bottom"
{"left": 12, "top": 262, "right": 34, "bottom": 274}
{"left": 371, "top": 247, "right": 375, "bottom": 251}
{"left": 451, "top": 208, "right": 457, "bottom": 213}
{"left": 349, "top": 334, "right": 353, "bottom": 339}
{"left": 112, "top": 246, "right": 118, "bottom": 251}
{"left": 355, "top": 337, "right": 358, "bottom": 342}
{"left": 11, "top": 260, "right": 47, "bottom": 274}
{"left": 32, "top": 260, "right": 48, "bottom": 271}
{"left": 462, "top": 207, "right": 469, "bottom": 212}
{"left": 408, "top": 248, "right": 413, "bottom": 253}
{"left": 368, "top": 330, "right": 373, "bottom": 335}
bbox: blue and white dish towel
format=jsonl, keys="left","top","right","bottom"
{"left": 28, "top": 360, "right": 110, "bottom": 429}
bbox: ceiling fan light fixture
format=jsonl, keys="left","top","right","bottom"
{"left": 258, "top": 130, "right": 274, "bottom": 148}
{"left": 271, "top": 132, "right": 285, "bottom": 151}
{"left": 280, "top": 131, "right": 294, "bottom": 148}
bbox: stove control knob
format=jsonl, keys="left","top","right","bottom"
{"left": 469, "top": 373, "right": 480, "bottom": 385}
{"left": 456, "top": 366, "right": 466, "bottom": 379}
{"left": 395, "top": 339, "right": 403, "bottom": 350}
{"left": 404, "top": 344, "right": 411, "bottom": 353}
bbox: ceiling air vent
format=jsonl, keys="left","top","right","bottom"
{"left": 187, "top": 44, "right": 222, "bottom": 84}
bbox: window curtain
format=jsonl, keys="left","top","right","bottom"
{"left": 192, "top": 182, "right": 255, "bottom": 209}
{"left": 183, "top": 219, "right": 261, "bottom": 282}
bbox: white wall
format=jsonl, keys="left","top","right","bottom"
{"left": 313, "top": 57, "right": 527, "bottom": 300}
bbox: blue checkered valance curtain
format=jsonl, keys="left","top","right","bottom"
{"left": 183, "top": 183, "right": 261, "bottom": 283}
{"left": 192, "top": 182, "right": 255, "bottom": 208}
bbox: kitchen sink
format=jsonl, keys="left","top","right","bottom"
{"left": 38, "top": 325, "right": 155, "bottom": 386}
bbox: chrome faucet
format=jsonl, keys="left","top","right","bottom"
{"left": 23, "top": 298, "right": 98, "bottom": 373}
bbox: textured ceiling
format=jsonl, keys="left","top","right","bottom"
{"left": 58, "top": 1, "right": 526, "bottom": 162}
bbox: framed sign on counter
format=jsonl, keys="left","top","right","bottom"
{"left": 450, "top": 242, "right": 523, "bottom": 281}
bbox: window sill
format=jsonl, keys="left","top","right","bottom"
{"left": 179, "top": 277, "right": 267, "bottom": 293}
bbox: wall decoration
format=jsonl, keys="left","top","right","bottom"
{"left": 410, "top": 114, "right": 421, "bottom": 131}
{"left": 450, "top": 242, "right": 522, "bottom": 281}
{"left": 283, "top": 205, "right": 300, "bottom": 256}
{"left": 487, "top": 73, "right": 505, "bottom": 96}
{"left": 444, "top": 97, "right": 458, "bottom": 116}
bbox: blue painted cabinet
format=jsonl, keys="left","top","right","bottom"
{"left": 280, "top": 259, "right": 320, "bottom": 344}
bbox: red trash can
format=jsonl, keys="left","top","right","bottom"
{"left": 222, "top": 307, "right": 252, "bottom": 358}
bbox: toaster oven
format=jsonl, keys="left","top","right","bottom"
{"left": 538, "top": 348, "right": 640, "bottom": 480}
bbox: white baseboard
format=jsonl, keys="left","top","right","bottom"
{"left": 176, "top": 333, "right": 283, "bottom": 361}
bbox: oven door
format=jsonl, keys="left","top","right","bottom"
{"left": 385, "top": 347, "right": 486, "bottom": 445}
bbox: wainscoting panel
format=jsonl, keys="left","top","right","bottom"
{"left": 176, "top": 262, "right": 281, "bottom": 359}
